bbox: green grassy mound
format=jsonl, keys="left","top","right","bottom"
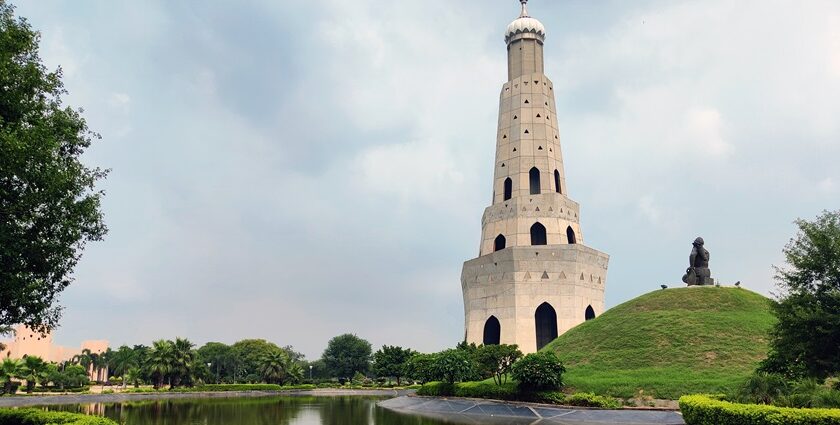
{"left": 545, "top": 287, "right": 776, "bottom": 399}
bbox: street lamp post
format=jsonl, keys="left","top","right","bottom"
{"left": 309, "top": 365, "right": 313, "bottom": 381}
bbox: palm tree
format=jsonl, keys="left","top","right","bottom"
{"left": 108, "top": 346, "right": 137, "bottom": 388}
{"left": 285, "top": 361, "right": 304, "bottom": 385}
{"left": 171, "top": 337, "right": 195, "bottom": 388}
{"left": 147, "top": 340, "right": 174, "bottom": 389}
{"left": 72, "top": 349, "right": 93, "bottom": 377}
{"left": 0, "top": 358, "right": 22, "bottom": 394}
{"left": 19, "top": 355, "right": 47, "bottom": 393}
{"left": 124, "top": 367, "right": 142, "bottom": 388}
{"left": 258, "top": 350, "right": 290, "bottom": 385}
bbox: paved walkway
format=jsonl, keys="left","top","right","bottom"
{"left": 0, "top": 388, "right": 412, "bottom": 408}
{"left": 378, "top": 396, "right": 685, "bottom": 425}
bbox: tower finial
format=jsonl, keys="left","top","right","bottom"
{"left": 520, "top": 0, "right": 529, "bottom": 18}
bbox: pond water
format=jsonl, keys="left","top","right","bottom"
{"left": 51, "top": 396, "right": 474, "bottom": 425}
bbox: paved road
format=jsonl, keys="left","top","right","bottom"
{"left": 379, "top": 396, "right": 686, "bottom": 425}
{"left": 0, "top": 388, "right": 412, "bottom": 408}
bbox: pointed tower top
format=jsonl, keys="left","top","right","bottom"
{"left": 520, "top": 0, "right": 529, "bottom": 18}
{"left": 505, "top": 0, "right": 546, "bottom": 44}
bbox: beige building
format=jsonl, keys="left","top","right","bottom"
{"left": 2, "top": 325, "right": 109, "bottom": 380}
{"left": 461, "top": 0, "right": 610, "bottom": 354}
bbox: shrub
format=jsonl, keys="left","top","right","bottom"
{"left": 735, "top": 372, "right": 790, "bottom": 405}
{"left": 511, "top": 351, "right": 566, "bottom": 391}
{"left": 679, "top": 394, "right": 840, "bottom": 425}
{"left": 453, "top": 381, "right": 518, "bottom": 400}
{"left": 565, "top": 392, "right": 621, "bottom": 409}
{"left": 532, "top": 391, "right": 566, "bottom": 405}
{"left": 416, "top": 381, "right": 455, "bottom": 397}
{"left": 0, "top": 408, "right": 117, "bottom": 424}
{"left": 187, "top": 384, "right": 284, "bottom": 392}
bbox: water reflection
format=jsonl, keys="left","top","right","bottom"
{"left": 49, "top": 396, "right": 489, "bottom": 425}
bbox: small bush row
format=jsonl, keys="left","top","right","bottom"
{"left": 0, "top": 408, "right": 117, "bottom": 425}
{"left": 31, "top": 386, "right": 90, "bottom": 393}
{"left": 679, "top": 394, "right": 840, "bottom": 425}
{"left": 417, "top": 381, "right": 621, "bottom": 408}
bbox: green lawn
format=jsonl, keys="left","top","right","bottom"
{"left": 545, "top": 286, "right": 777, "bottom": 399}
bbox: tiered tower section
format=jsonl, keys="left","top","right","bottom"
{"left": 461, "top": 1, "right": 609, "bottom": 354}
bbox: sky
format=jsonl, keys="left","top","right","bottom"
{"left": 11, "top": 0, "right": 840, "bottom": 359}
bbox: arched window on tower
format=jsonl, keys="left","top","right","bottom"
{"left": 494, "top": 234, "right": 506, "bottom": 252}
{"left": 503, "top": 178, "right": 512, "bottom": 201}
{"left": 529, "top": 167, "right": 541, "bottom": 195}
{"left": 535, "top": 302, "right": 558, "bottom": 350}
{"left": 566, "top": 226, "right": 577, "bottom": 244}
{"left": 554, "top": 170, "right": 561, "bottom": 194}
{"left": 531, "top": 222, "right": 547, "bottom": 246}
{"left": 483, "top": 316, "right": 501, "bottom": 345}
{"left": 585, "top": 305, "right": 596, "bottom": 321}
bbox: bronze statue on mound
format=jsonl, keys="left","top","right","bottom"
{"left": 682, "top": 237, "right": 715, "bottom": 286}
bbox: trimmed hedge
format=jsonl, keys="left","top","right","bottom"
{"left": 416, "top": 382, "right": 455, "bottom": 397}
{"left": 175, "top": 384, "right": 316, "bottom": 392}
{"left": 0, "top": 409, "right": 117, "bottom": 425}
{"left": 417, "top": 382, "right": 620, "bottom": 408}
{"left": 680, "top": 394, "right": 840, "bottom": 425}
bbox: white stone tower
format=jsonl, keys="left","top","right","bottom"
{"left": 461, "top": 0, "right": 609, "bottom": 354}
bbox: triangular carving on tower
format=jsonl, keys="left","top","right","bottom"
{"left": 559, "top": 271, "right": 567, "bottom": 279}
{"left": 535, "top": 207, "right": 540, "bottom": 212}
{"left": 524, "top": 272, "right": 532, "bottom": 280}
{"left": 580, "top": 273, "right": 585, "bottom": 280}
{"left": 524, "top": 129, "right": 530, "bottom": 134}
{"left": 541, "top": 271, "right": 549, "bottom": 279}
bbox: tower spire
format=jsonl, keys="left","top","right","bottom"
{"left": 520, "top": 0, "right": 529, "bottom": 18}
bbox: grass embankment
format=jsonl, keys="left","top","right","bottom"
{"left": 545, "top": 287, "right": 776, "bottom": 399}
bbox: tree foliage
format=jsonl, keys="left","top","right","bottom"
{"left": 431, "top": 349, "right": 473, "bottom": 385}
{"left": 510, "top": 351, "right": 566, "bottom": 391}
{"left": 762, "top": 210, "right": 840, "bottom": 379}
{"left": 473, "top": 344, "right": 523, "bottom": 386}
{"left": 372, "top": 345, "right": 415, "bottom": 385}
{"left": 0, "top": 0, "right": 107, "bottom": 332}
{"left": 322, "top": 334, "right": 371, "bottom": 380}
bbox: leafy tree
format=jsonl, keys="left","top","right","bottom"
{"left": 301, "top": 359, "right": 327, "bottom": 381}
{"left": 404, "top": 353, "right": 437, "bottom": 384}
{"left": 322, "top": 334, "right": 372, "bottom": 380}
{"left": 371, "top": 345, "right": 415, "bottom": 385}
{"left": 62, "top": 364, "right": 89, "bottom": 388}
{"left": 511, "top": 351, "right": 566, "bottom": 391}
{"left": 761, "top": 210, "right": 840, "bottom": 379}
{"left": 0, "top": 0, "right": 108, "bottom": 333}
{"left": 473, "top": 344, "right": 523, "bottom": 386}
{"left": 197, "top": 342, "right": 236, "bottom": 384}
{"left": 431, "top": 349, "right": 472, "bottom": 385}
{"left": 231, "top": 339, "right": 284, "bottom": 383}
